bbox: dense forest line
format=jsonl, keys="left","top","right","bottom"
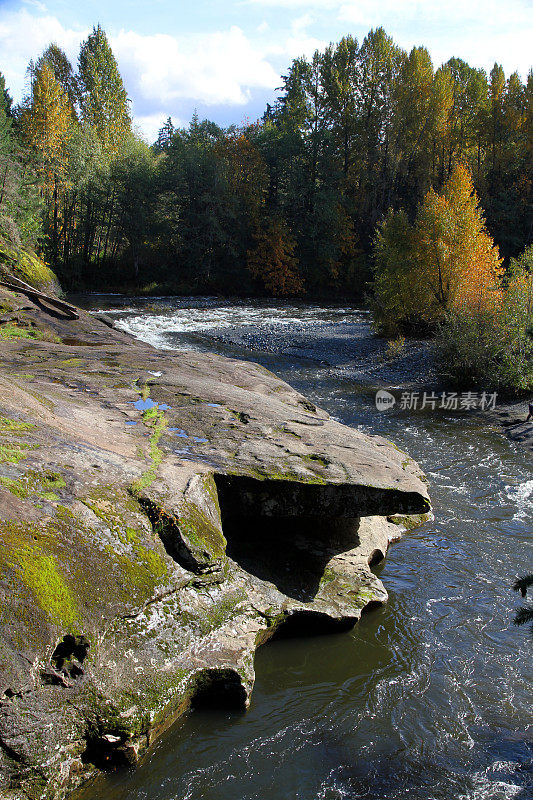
{"left": 0, "top": 24, "right": 531, "bottom": 299}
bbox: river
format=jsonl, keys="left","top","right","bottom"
{"left": 74, "top": 296, "right": 532, "bottom": 800}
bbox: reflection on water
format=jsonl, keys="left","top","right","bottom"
{"left": 76, "top": 296, "right": 533, "bottom": 800}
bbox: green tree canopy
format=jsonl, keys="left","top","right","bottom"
{"left": 77, "top": 25, "right": 131, "bottom": 158}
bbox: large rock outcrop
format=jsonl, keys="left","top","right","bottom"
{"left": 0, "top": 287, "right": 430, "bottom": 799}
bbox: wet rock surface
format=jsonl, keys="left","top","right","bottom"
{"left": 0, "top": 287, "right": 430, "bottom": 799}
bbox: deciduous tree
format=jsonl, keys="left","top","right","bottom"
{"left": 77, "top": 25, "right": 131, "bottom": 158}
{"left": 247, "top": 217, "right": 303, "bottom": 295}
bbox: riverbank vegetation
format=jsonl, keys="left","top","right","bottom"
{"left": 0, "top": 25, "right": 531, "bottom": 390}
{"left": 435, "top": 246, "right": 533, "bottom": 393}
{"left": 373, "top": 165, "right": 533, "bottom": 392}
{"left": 1, "top": 26, "right": 531, "bottom": 297}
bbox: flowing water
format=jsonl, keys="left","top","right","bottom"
{"left": 75, "top": 296, "right": 532, "bottom": 800}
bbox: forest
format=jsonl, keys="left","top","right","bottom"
{"left": 0, "top": 24, "right": 531, "bottom": 301}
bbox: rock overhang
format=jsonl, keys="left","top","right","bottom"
{"left": 0, "top": 287, "right": 432, "bottom": 800}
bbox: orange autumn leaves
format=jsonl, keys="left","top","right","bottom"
{"left": 374, "top": 163, "right": 503, "bottom": 333}
{"left": 247, "top": 217, "right": 304, "bottom": 296}
{"left": 19, "top": 63, "right": 73, "bottom": 200}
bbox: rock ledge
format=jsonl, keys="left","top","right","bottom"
{"left": 0, "top": 288, "right": 430, "bottom": 800}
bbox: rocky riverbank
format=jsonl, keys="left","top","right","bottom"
{"left": 206, "top": 314, "right": 533, "bottom": 451}
{"left": 0, "top": 287, "right": 430, "bottom": 800}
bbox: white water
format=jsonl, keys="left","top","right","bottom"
{"left": 78, "top": 296, "right": 532, "bottom": 800}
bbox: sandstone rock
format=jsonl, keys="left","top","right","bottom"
{"left": 0, "top": 286, "right": 431, "bottom": 799}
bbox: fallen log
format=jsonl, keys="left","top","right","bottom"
{"left": 0, "top": 274, "right": 79, "bottom": 319}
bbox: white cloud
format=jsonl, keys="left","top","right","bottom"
{"left": 248, "top": 0, "right": 337, "bottom": 6}
{"left": 1, "top": 0, "right": 530, "bottom": 142}
{"left": 248, "top": 0, "right": 341, "bottom": 8}
{"left": 337, "top": 0, "right": 533, "bottom": 77}
{"left": 247, "top": 0, "right": 533, "bottom": 77}
{"left": 0, "top": 9, "right": 87, "bottom": 99}
{"left": 112, "top": 26, "right": 280, "bottom": 108}
{"left": 0, "top": 9, "right": 283, "bottom": 138}
{"left": 21, "top": 0, "right": 48, "bottom": 12}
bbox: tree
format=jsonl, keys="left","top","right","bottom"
{"left": 0, "top": 77, "right": 41, "bottom": 250}
{"left": 321, "top": 35, "right": 359, "bottom": 178}
{"left": 392, "top": 46, "right": 436, "bottom": 207}
{"left": 36, "top": 44, "right": 77, "bottom": 109}
{"left": 372, "top": 208, "right": 418, "bottom": 334}
{"left": 416, "top": 163, "right": 502, "bottom": 312}
{"left": 19, "top": 63, "right": 72, "bottom": 191}
{"left": 111, "top": 136, "right": 158, "bottom": 279}
{"left": 373, "top": 163, "right": 503, "bottom": 332}
{"left": 436, "top": 59, "right": 488, "bottom": 182}
{"left": 247, "top": 217, "right": 303, "bottom": 295}
{"left": 436, "top": 243, "right": 533, "bottom": 393}
{"left": 18, "top": 62, "right": 73, "bottom": 264}
{"left": 154, "top": 117, "right": 174, "bottom": 152}
{"left": 513, "top": 575, "right": 533, "bottom": 636}
{"left": 0, "top": 71, "right": 12, "bottom": 117}
{"left": 77, "top": 25, "right": 131, "bottom": 158}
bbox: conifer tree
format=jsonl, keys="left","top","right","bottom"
{"left": 0, "top": 72, "right": 12, "bottom": 117}
{"left": 154, "top": 117, "right": 175, "bottom": 152}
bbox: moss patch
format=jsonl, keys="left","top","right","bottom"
{"left": 0, "top": 416, "right": 35, "bottom": 433}
{"left": 177, "top": 500, "right": 226, "bottom": 561}
{"left": 130, "top": 389, "right": 168, "bottom": 495}
{"left": 61, "top": 358, "right": 84, "bottom": 367}
{"left": 197, "top": 589, "right": 247, "bottom": 633}
{"left": 0, "top": 442, "right": 34, "bottom": 464}
{"left": 11, "top": 547, "right": 78, "bottom": 627}
{"left": 231, "top": 465, "right": 328, "bottom": 485}
{"left": 387, "top": 511, "right": 433, "bottom": 531}
{"left": 0, "top": 470, "right": 63, "bottom": 500}
{"left": 81, "top": 489, "right": 168, "bottom": 589}
{"left": 302, "top": 454, "right": 330, "bottom": 467}
{"left": 0, "top": 241, "right": 58, "bottom": 291}
{"left": 0, "top": 319, "right": 59, "bottom": 343}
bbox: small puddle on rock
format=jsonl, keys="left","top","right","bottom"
{"left": 133, "top": 398, "right": 157, "bottom": 411}
{"left": 132, "top": 399, "right": 172, "bottom": 412}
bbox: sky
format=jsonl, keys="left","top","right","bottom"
{"left": 0, "top": 0, "right": 531, "bottom": 142}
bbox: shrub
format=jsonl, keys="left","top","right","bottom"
{"left": 436, "top": 249, "right": 533, "bottom": 394}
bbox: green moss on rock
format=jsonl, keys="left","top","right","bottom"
{"left": 0, "top": 442, "right": 33, "bottom": 463}
{"left": 0, "top": 470, "right": 66, "bottom": 500}
{"left": 0, "top": 416, "right": 35, "bottom": 433}
{"left": 0, "top": 241, "right": 59, "bottom": 292}
{"left": 11, "top": 546, "right": 78, "bottom": 627}
{"left": 177, "top": 500, "right": 226, "bottom": 562}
